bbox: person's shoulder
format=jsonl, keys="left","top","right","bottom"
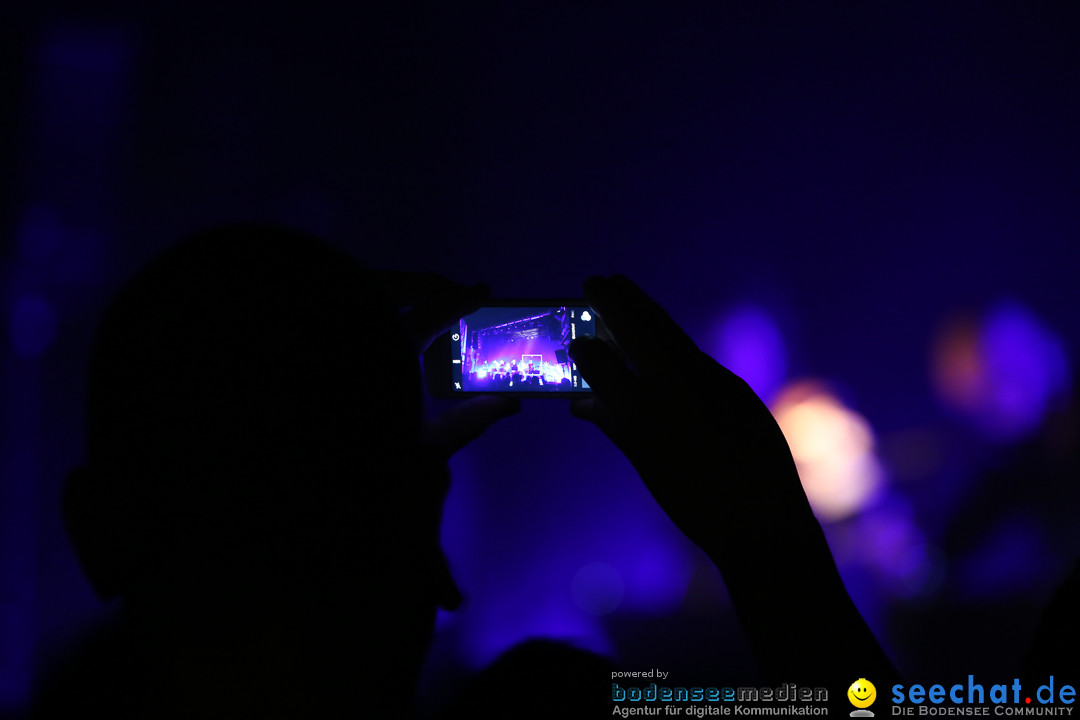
{"left": 30, "top": 616, "right": 137, "bottom": 720}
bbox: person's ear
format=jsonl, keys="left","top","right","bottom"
{"left": 62, "top": 466, "right": 139, "bottom": 601}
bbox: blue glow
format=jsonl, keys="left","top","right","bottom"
{"left": 10, "top": 295, "right": 58, "bottom": 359}
{"left": 979, "top": 302, "right": 1071, "bottom": 439}
{"left": 457, "top": 580, "right": 611, "bottom": 669}
{"left": 854, "top": 497, "right": 944, "bottom": 600}
{"left": 711, "top": 305, "right": 786, "bottom": 404}
{"left": 626, "top": 545, "right": 693, "bottom": 613}
{"left": 436, "top": 408, "right": 698, "bottom": 670}
{"left": 0, "top": 22, "right": 133, "bottom": 714}
{"left": 571, "top": 561, "right": 625, "bottom": 615}
{"left": 438, "top": 447, "right": 612, "bottom": 667}
{"left": 954, "top": 515, "right": 1054, "bottom": 601}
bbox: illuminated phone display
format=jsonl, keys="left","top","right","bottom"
{"left": 449, "top": 305, "right": 595, "bottom": 393}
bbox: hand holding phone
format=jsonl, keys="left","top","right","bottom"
{"left": 567, "top": 275, "right": 812, "bottom": 548}
{"left": 567, "top": 275, "right": 898, "bottom": 685}
{"left": 375, "top": 271, "right": 521, "bottom": 457}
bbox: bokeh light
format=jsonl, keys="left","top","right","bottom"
{"left": 856, "top": 499, "right": 945, "bottom": 599}
{"left": 772, "top": 381, "right": 884, "bottom": 522}
{"left": 710, "top": 305, "right": 787, "bottom": 404}
{"left": 931, "top": 302, "right": 1071, "bottom": 440}
{"left": 953, "top": 515, "right": 1056, "bottom": 601}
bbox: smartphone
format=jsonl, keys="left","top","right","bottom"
{"left": 424, "top": 301, "right": 608, "bottom": 397}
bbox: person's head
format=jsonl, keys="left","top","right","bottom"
{"left": 441, "top": 639, "right": 620, "bottom": 719}
{"left": 64, "top": 225, "right": 453, "bottom": 710}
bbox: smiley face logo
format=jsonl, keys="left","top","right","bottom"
{"left": 848, "top": 678, "right": 877, "bottom": 709}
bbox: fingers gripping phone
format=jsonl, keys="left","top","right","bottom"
{"left": 424, "top": 301, "right": 608, "bottom": 397}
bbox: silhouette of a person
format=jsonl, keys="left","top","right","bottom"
{"left": 440, "top": 639, "right": 619, "bottom": 719}
{"left": 36, "top": 225, "right": 518, "bottom": 719}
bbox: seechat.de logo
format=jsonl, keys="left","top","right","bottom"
{"left": 891, "top": 676, "right": 1076, "bottom": 715}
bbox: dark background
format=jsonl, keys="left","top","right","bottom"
{"left": 2, "top": 1, "right": 1080, "bottom": 715}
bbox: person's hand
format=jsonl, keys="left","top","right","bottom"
{"left": 373, "top": 270, "right": 520, "bottom": 611}
{"left": 568, "top": 275, "right": 814, "bottom": 556}
{"left": 569, "top": 275, "right": 899, "bottom": 686}
{"left": 374, "top": 270, "right": 521, "bottom": 459}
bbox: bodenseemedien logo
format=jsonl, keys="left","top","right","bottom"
{"left": 849, "top": 679, "right": 877, "bottom": 717}
{"left": 611, "top": 679, "right": 829, "bottom": 716}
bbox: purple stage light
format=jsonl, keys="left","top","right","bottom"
{"left": 710, "top": 305, "right": 786, "bottom": 404}
{"left": 932, "top": 302, "right": 1071, "bottom": 440}
{"left": 851, "top": 497, "right": 944, "bottom": 600}
{"left": 981, "top": 303, "right": 1070, "bottom": 438}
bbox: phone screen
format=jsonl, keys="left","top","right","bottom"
{"left": 448, "top": 305, "right": 596, "bottom": 393}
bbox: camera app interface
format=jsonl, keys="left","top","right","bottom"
{"left": 451, "top": 306, "right": 595, "bottom": 392}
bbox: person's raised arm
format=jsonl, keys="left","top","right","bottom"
{"left": 569, "top": 275, "right": 897, "bottom": 687}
